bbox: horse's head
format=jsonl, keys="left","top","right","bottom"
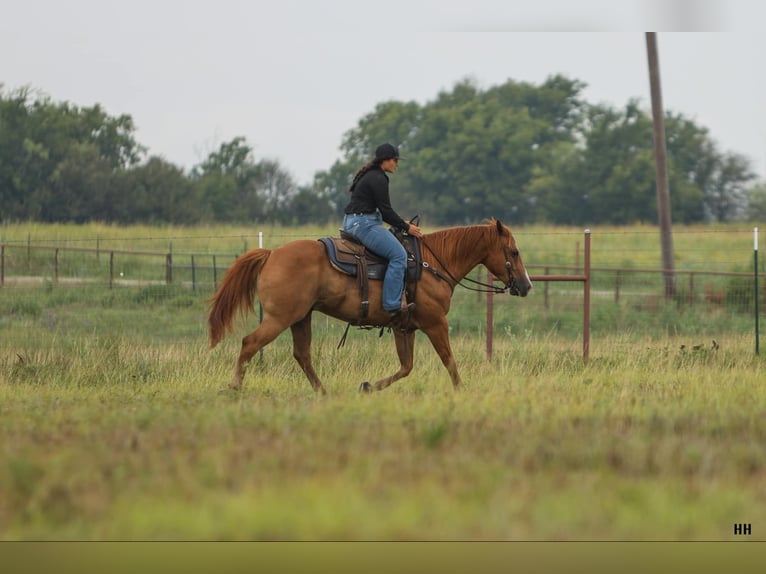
{"left": 485, "top": 219, "right": 532, "bottom": 297}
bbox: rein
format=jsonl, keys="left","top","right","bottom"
{"left": 419, "top": 236, "right": 509, "bottom": 295}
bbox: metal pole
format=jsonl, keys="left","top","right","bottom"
{"left": 583, "top": 229, "right": 591, "bottom": 364}
{"left": 755, "top": 227, "right": 760, "bottom": 355}
{"left": 259, "top": 232, "right": 264, "bottom": 362}
{"left": 166, "top": 253, "right": 172, "bottom": 285}
{"left": 689, "top": 272, "right": 695, "bottom": 306}
{"left": 486, "top": 275, "right": 494, "bottom": 362}
{"left": 477, "top": 267, "right": 483, "bottom": 302}
{"left": 258, "top": 234, "right": 264, "bottom": 329}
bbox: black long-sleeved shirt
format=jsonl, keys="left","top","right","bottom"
{"left": 344, "top": 166, "right": 408, "bottom": 232}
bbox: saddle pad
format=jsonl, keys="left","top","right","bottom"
{"left": 318, "top": 237, "right": 387, "bottom": 280}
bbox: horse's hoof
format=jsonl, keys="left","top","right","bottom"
{"left": 359, "top": 381, "right": 372, "bottom": 393}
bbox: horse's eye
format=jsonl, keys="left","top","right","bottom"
{"left": 510, "top": 248, "right": 519, "bottom": 257}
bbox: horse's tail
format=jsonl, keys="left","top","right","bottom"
{"left": 208, "top": 249, "right": 272, "bottom": 348}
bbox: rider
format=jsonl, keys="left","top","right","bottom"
{"left": 343, "top": 143, "right": 424, "bottom": 317}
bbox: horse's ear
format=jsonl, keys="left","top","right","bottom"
{"left": 495, "top": 219, "right": 504, "bottom": 235}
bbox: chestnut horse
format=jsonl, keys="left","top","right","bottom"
{"left": 208, "top": 218, "right": 532, "bottom": 393}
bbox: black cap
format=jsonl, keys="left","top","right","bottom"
{"left": 375, "top": 143, "right": 402, "bottom": 161}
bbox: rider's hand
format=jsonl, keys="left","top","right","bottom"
{"left": 407, "top": 223, "right": 423, "bottom": 238}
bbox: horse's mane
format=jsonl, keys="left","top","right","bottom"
{"left": 422, "top": 220, "right": 499, "bottom": 269}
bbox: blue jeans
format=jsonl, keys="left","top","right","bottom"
{"left": 343, "top": 212, "right": 407, "bottom": 311}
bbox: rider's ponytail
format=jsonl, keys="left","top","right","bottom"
{"left": 349, "top": 158, "right": 381, "bottom": 192}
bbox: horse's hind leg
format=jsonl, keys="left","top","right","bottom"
{"left": 365, "top": 329, "right": 416, "bottom": 392}
{"left": 230, "top": 316, "right": 287, "bottom": 390}
{"left": 290, "top": 313, "right": 326, "bottom": 395}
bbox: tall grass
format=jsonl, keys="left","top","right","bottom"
{"left": 2, "top": 311, "right": 766, "bottom": 539}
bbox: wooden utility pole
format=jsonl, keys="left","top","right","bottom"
{"left": 646, "top": 32, "right": 676, "bottom": 298}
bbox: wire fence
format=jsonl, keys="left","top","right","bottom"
{"left": 0, "top": 243, "right": 237, "bottom": 290}
{"left": 1, "top": 227, "right": 763, "bottom": 345}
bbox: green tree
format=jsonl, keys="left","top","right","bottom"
{"left": 5, "top": 81, "right": 755, "bottom": 227}
{"left": 253, "top": 159, "right": 299, "bottom": 223}
{"left": 0, "top": 86, "right": 144, "bottom": 222}
{"left": 320, "top": 76, "right": 586, "bottom": 226}
{"left": 115, "top": 157, "right": 201, "bottom": 223}
{"left": 552, "top": 101, "right": 659, "bottom": 225}
{"left": 745, "top": 181, "right": 766, "bottom": 222}
{"left": 411, "top": 76, "right": 585, "bottom": 224}
{"left": 193, "top": 137, "right": 298, "bottom": 223}
{"left": 288, "top": 185, "right": 335, "bottom": 225}
{"left": 307, "top": 159, "right": 357, "bottom": 223}
{"left": 0, "top": 87, "right": 50, "bottom": 219}
{"left": 547, "top": 102, "right": 750, "bottom": 225}
{"left": 702, "top": 152, "right": 755, "bottom": 222}
{"left": 43, "top": 143, "right": 114, "bottom": 222}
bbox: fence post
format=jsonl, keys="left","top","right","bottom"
{"left": 166, "top": 253, "right": 172, "bottom": 285}
{"left": 1, "top": 245, "right": 4, "bottom": 287}
{"left": 213, "top": 255, "right": 218, "bottom": 289}
{"left": 109, "top": 252, "right": 114, "bottom": 289}
{"left": 583, "top": 229, "right": 591, "bottom": 364}
{"left": 755, "top": 227, "right": 760, "bottom": 355}
{"left": 191, "top": 255, "right": 196, "bottom": 291}
{"left": 689, "top": 272, "right": 695, "bottom": 306}
{"left": 54, "top": 248, "right": 59, "bottom": 285}
{"left": 258, "top": 232, "right": 264, "bottom": 362}
{"left": 544, "top": 267, "right": 550, "bottom": 309}
{"left": 487, "top": 274, "right": 494, "bottom": 362}
{"left": 615, "top": 270, "right": 621, "bottom": 304}
{"left": 477, "top": 267, "right": 483, "bottom": 302}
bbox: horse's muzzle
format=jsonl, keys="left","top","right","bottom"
{"left": 508, "top": 274, "right": 532, "bottom": 297}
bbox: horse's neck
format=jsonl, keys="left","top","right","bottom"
{"left": 426, "top": 226, "right": 488, "bottom": 281}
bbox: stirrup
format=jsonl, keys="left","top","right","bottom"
{"left": 389, "top": 302, "right": 415, "bottom": 316}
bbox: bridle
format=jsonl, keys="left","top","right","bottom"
{"left": 419, "top": 234, "right": 523, "bottom": 295}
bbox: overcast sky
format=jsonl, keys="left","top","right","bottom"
{"left": 2, "top": 0, "right": 765, "bottom": 185}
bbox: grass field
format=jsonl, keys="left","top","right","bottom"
{"left": 1, "top": 223, "right": 765, "bottom": 541}
{"left": 2, "top": 289, "right": 765, "bottom": 540}
{"left": 1, "top": 220, "right": 761, "bottom": 271}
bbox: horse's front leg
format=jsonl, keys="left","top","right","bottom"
{"left": 361, "top": 329, "right": 416, "bottom": 392}
{"left": 421, "top": 319, "right": 463, "bottom": 389}
{"left": 290, "top": 313, "right": 327, "bottom": 395}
